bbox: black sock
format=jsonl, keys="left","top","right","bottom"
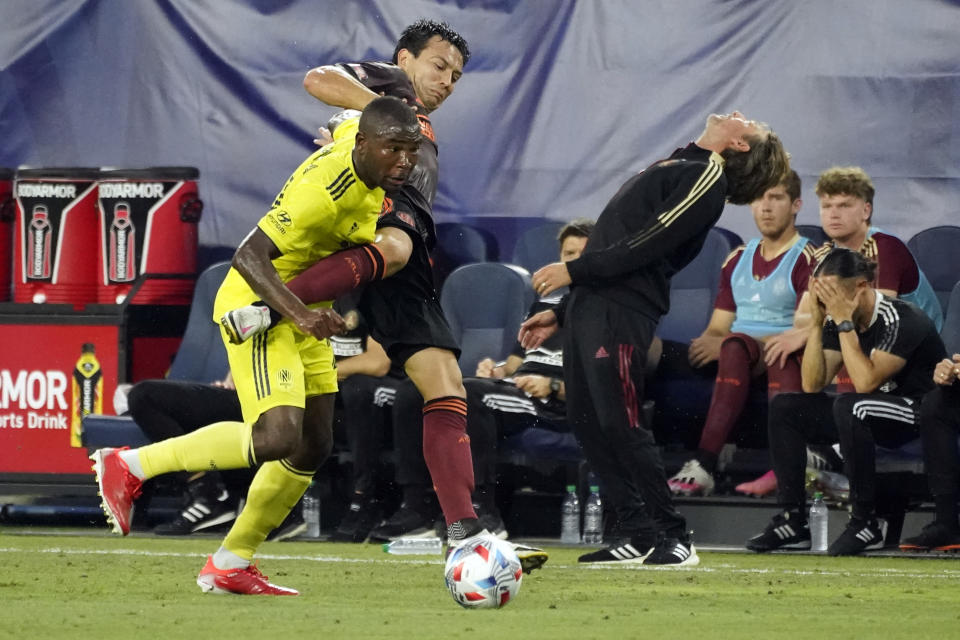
{"left": 694, "top": 450, "right": 719, "bottom": 473}
{"left": 447, "top": 517, "right": 482, "bottom": 541}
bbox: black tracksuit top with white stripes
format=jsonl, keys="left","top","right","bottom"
{"left": 564, "top": 143, "right": 728, "bottom": 320}
{"left": 822, "top": 294, "right": 945, "bottom": 400}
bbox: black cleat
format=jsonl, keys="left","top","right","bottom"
{"left": 267, "top": 501, "right": 306, "bottom": 542}
{"left": 578, "top": 535, "right": 656, "bottom": 564}
{"left": 154, "top": 477, "right": 236, "bottom": 536}
{"left": 900, "top": 521, "right": 960, "bottom": 552}
{"left": 330, "top": 496, "right": 382, "bottom": 543}
{"left": 510, "top": 541, "right": 548, "bottom": 574}
{"left": 746, "top": 512, "right": 811, "bottom": 552}
{"left": 644, "top": 536, "right": 700, "bottom": 566}
{"left": 368, "top": 505, "right": 438, "bottom": 542}
{"left": 828, "top": 518, "right": 884, "bottom": 556}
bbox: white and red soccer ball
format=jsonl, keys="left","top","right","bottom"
{"left": 444, "top": 535, "right": 523, "bottom": 609}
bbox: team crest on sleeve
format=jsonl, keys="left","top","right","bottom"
{"left": 417, "top": 115, "right": 436, "bottom": 142}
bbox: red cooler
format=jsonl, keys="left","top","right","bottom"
{"left": 96, "top": 167, "right": 203, "bottom": 304}
{"left": 0, "top": 168, "right": 13, "bottom": 301}
{"left": 13, "top": 168, "right": 101, "bottom": 308}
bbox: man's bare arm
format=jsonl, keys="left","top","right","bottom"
{"left": 232, "top": 228, "right": 344, "bottom": 339}
{"left": 303, "top": 65, "right": 379, "bottom": 110}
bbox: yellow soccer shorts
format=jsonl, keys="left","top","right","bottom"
{"left": 223, "top": 321, "right": 339, "bottom": 423}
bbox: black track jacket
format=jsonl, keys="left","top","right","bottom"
{"left": 562, "top": 143, "right": 728, "bottom": 322}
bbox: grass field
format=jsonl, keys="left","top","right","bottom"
{"left": 2, "top": 528, "right": 960, "bottom": 640}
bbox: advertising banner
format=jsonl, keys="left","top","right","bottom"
{"left": 0, "top": 323, "right": 118, "bottom": 474}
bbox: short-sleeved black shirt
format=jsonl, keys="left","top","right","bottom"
{"left": 331, "top": 296, "right": 405, "bottom": 377}
{"left": 337, "top": 62, "right": 439, "bottom": 209}
{"left": 823, "top": 293, "right": 945, "bottom": 399}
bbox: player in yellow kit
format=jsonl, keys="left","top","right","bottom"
{"left": 213, "top": 113, "right": 386, "bottom": 421}
{"left": 90, "top": 96, "right": 421, "bottom": 596}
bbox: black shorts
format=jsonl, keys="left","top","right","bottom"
{"left": 359, "top": 194, "right": 460, "bottom": 365}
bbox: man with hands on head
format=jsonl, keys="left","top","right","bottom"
{"left": 746, "top": 248, "right": 945, "bottom": 556}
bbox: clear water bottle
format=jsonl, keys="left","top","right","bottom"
{"left": 560, "top": 484, "right": 581, "bottom": 544}
{"left": 809, "top": 491, "right": 828, "bottom": 552}
{"left": 303, "top": 482, "right": 320, "bottom": 538}
{"left": 582, "top": 485, "right": 603, "bottom": 545}
{"left": 382, "top": 537, "right": 443, "bottom": 555}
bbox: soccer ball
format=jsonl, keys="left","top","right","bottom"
{"left": 444, "top": 534, "right": 523, "bottom": 609}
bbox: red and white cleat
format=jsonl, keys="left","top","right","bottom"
{"left": 90, "top": 447, "right": 142, "bottom": 535}
{"left": 196, "top": 556, "right": 299, "bottom": 596}
{"left": 220, "top": 305, "right": 272, "bottom": 345}
{"left": 667, "top": 459, "right": 715, "bottom": 497}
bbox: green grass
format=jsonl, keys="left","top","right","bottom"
{"left": 2, "top": 529, "right": 960, "bottom": 639}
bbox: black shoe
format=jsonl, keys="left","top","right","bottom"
{"left": 745, "top": 512, "right": 811, "bottom": 552}
{"left": 474, "top": 503, "right": 508, "bottom": 540}
{"left": 578, "top": 534, "right": 656, "bottom": 563}
{"left": 368, "top": 506, "right": 437, "bottom": 542}
{"left": 330, "top": 496, "right": 382, "bottom": 543}
{"left": 900, "top": 521, "right": 960, "bottom": 552}
{"left": 827, "top": 517, "right": 885, "bottom": 556}
{"left": 154, "top": 486, "right": 236, "bottom": 536}
{"left": 267, "top": 501, "right": 306, "bottom": 542}
{"left": 643, "top": 533, "right": 700, "bottom": 566}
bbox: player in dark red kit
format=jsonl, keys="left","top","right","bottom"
{"left": 520, "top": 112, "right": 789, "bottom": 565}
{"left": 221, "top": 20, "right": 545, "bottom": 570}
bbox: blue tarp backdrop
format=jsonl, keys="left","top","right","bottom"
{"left": 1, "top": 0, "right": 958, "bottom": 251}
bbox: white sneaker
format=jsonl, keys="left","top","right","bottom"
{"left": 220, "top": 305, "right": 272, "bottom": 344}
{"left": 667, "top": 459, "right": 715, "bottom": 496}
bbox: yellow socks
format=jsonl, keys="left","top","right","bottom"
{"left": 138, "top": 421, "right": 255, "bottom": 480}
{"left": 222, "top": 459, "right": 313, "bottom": 561}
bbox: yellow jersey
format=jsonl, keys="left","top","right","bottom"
{"left": 213, "top": 118, "right": 382, "bottom": 318}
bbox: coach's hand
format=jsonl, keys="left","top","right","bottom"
{"left": 532, "top": 263, "right": 571, "bottom": 297}
{"left": 295, "top": 307, "right": 347, "bottom": 340}
{"left": 519, "top": 310, "right": 559, "bottom": 350}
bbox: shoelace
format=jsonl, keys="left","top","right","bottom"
{"left": 123, "top": 469, "right": 143, "bottom": 501}
{"left": 244, "top": 563, "right": 268, "bottom": 580}
{"left": 225, "top": 562, "right": 267, "bottom": 580}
